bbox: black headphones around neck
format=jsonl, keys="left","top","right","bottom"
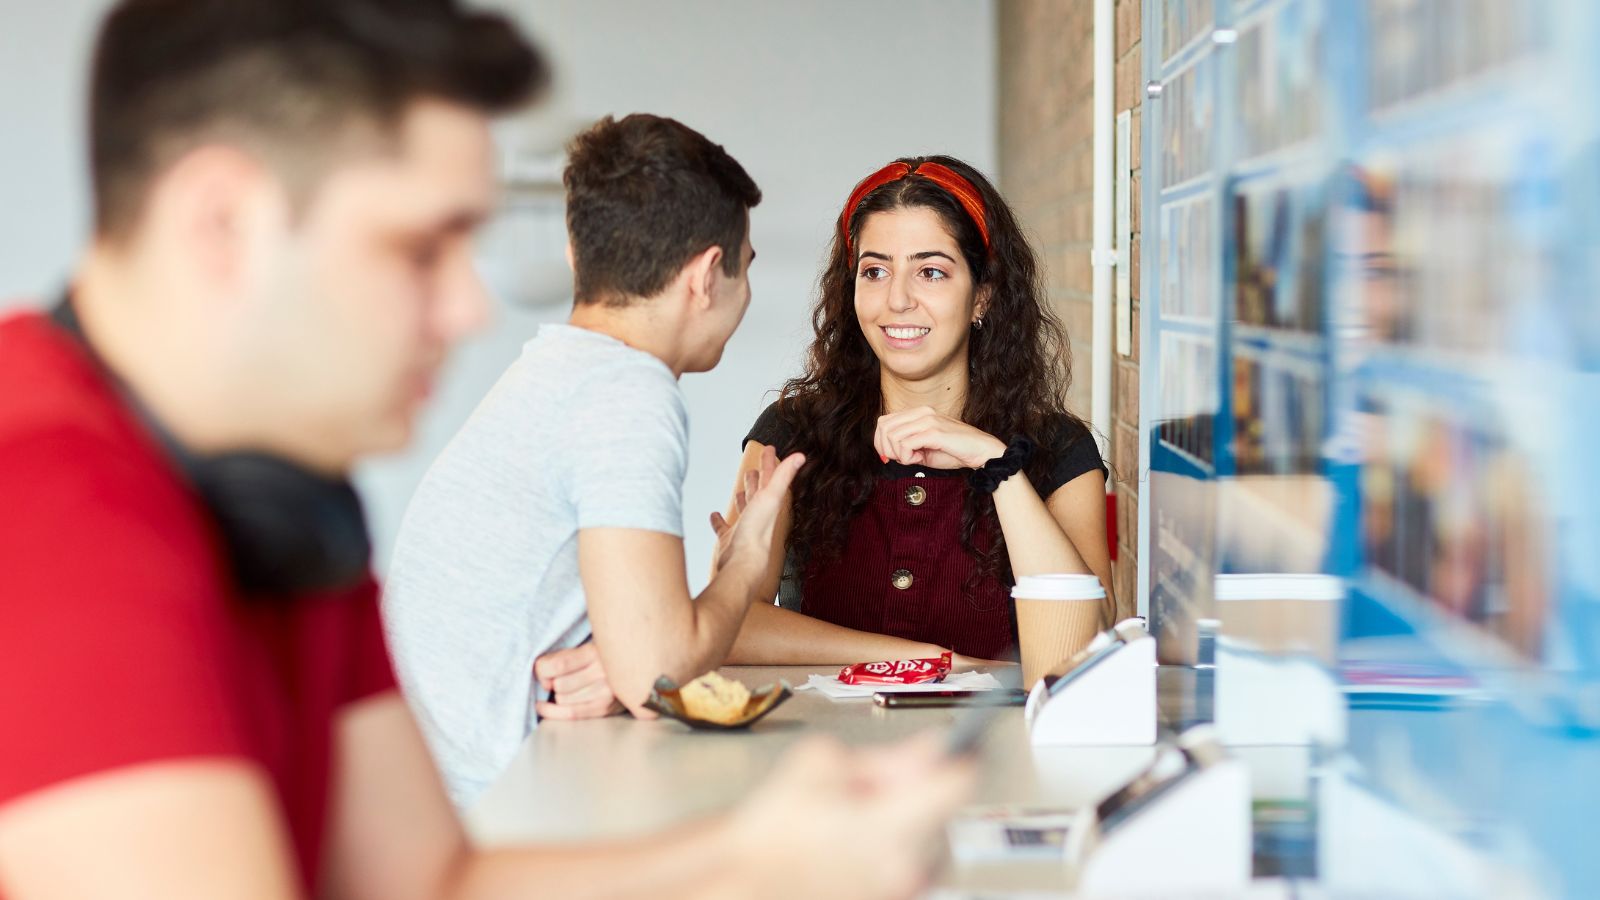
{"left": 50, "top": 296, "right": 372, "bottom": 598}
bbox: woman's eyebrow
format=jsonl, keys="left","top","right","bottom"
{"left": 856, "top": 250, "right": 958, "bottom": 263}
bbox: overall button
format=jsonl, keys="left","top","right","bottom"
{"left": 905, "top": 484, "right": 927, "bottom": 507}
{"left": 891, "top": 568, "right": 914, "bottom": 590}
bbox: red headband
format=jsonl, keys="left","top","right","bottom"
{"left": 839, "top": 160, "right": 992, "bottom": 257}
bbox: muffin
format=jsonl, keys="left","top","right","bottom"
{"left": 678, "top": 671, "right": 752, "bottom": 724}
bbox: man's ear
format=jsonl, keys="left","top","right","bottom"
{"left": 149, "top": 143, "right": 280, "bottom": 293}
{"left": 683, "top": 243, "right": 724, "bottom": 310}
{"left": 564, "top": 241, "right": 576, "bottom": 272}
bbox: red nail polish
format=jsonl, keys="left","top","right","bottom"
{"left": 879, "top": 453, "right": 888, "bottom": 464}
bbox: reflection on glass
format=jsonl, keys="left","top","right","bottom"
{"left": 1147, "top": 0, "right": 1598, "bottom": 893}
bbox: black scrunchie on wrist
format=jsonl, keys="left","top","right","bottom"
{"left": 968, "top": 435, "right": 1035, "bottom": 494}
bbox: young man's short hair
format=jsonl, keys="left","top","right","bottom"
{"left": 563, "top": 114, "right": 761, "bottom": 306}
{"left": 90, "top": 0, "right": 549, "bottom": 238}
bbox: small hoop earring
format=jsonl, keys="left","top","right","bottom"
{"left": 973, "top": 317, "right": 985, "bottom": 331}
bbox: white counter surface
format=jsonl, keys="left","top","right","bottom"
{"left": 468, "top": 665, "right": 1308, "bottom": 896}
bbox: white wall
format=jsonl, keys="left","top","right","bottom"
{"left": 0, "top": 0, "right": 997, "bottom": 591}
{"left": 0, "top": 0, "right": 104, "bottom": 304}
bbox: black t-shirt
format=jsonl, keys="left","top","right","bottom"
{"left": 742, "top": 400, "right": 1106, "bottom": 497}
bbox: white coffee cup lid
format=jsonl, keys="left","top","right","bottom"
{"left": 1011, "top": 573, "right": 1105, "bottom": 601}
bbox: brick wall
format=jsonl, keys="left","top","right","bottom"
{"left": 999, "top": 0, "right": 1142, "bottom": 619}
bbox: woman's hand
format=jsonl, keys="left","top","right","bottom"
{"left": 874, "top": 406, "right": 1007, "bottom": 470}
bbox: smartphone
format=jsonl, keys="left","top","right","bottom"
{"left": 874, "top": 689, "right": 1029, "bottom": 709}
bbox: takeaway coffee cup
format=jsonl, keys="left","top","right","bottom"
{"left": 1012, "top": 574, "right": 1107, "bottom": 690}
{"left": 1213, "top": 573, "right": 1342, "bottom": 663}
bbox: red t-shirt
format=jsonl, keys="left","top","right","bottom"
{"left": 0, "top": 310, "right": 398, "bottom": 891}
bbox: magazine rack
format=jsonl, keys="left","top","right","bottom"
{"left": 1025, "top": 618, "right": 1157, "bottom": 746}
{"left": 1063, "top": 728, "right": 1251, "bottom": 895}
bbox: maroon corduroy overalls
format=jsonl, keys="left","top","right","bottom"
{"left": 797, "top": 468, "right": 1019, "bottom": 661}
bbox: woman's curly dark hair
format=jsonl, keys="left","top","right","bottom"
{"left": 774, "top": 155, "right": 1089, "bottom": 600}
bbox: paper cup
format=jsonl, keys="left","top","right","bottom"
{"left": 1213, "top": 574, "right": 1342, "bottom": 663}
{"left": 1012, "top": 574, "right": 1108, "bottom": 690}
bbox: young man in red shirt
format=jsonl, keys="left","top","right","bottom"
{"left": 0, "top": 2, "right": 970, "bottom": 898}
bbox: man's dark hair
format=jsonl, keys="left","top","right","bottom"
{"left": 90, "top": 0, "right": 548, "bottom": 238}
{"left": 563, "top": 114, "right": 761, "bottom": 306}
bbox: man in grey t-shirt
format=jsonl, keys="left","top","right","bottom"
{"left": 383, "top": 114, "right": 798, "bottom": 808}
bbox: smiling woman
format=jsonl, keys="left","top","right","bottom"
{"left": 720, "top": 156, "right": 1114, "bottom": 665}
{"left": 855, "top": 205, "right": 984, "bottom": 380}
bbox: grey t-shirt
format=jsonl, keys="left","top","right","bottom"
{"left": 383, "top": 324, "right": 687, "bottom": 809}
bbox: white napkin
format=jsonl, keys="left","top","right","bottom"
{"left": 798, "top": 670, "right": 1004, "bottom": 700}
